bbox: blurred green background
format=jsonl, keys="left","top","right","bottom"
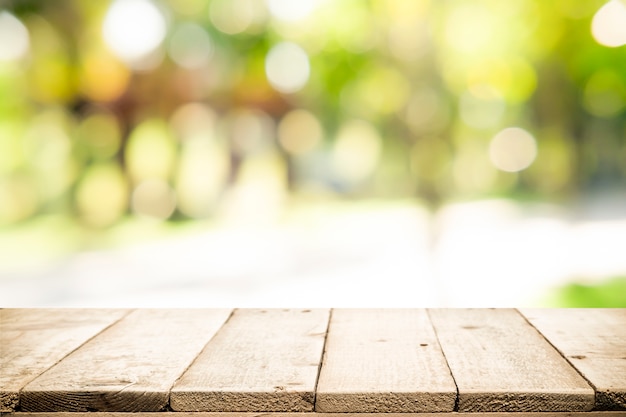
{"left": 1, "top": 0, "right": 625, "bottom": 306}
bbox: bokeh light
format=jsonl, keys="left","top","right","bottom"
{"left": 0, "top": 0, "right": 624, "bottom": 227}
{"left": 445, "top": 4, "right": 494, "bottom": 54}
{"left": 266, "top": 0, "right": 318, "bottom": 22}
{"left": 583, "top": 69, "right": 626, "bottom": 118}
{"left": 79, "top": 49, "right": 130, "bottom": 102}
{"left": 168, "top": 23, "right": 213, "bottom": 69}
{"left": 76, "top": 110, "right": 122, "bottom": 160}
{"left": 229, "top": 109, "right": 275, "bottom": 156}
{"left": 591, "top": 0, "right": 626, "bottom": 47}
{"left": 1, "top": 0, "right": 626, "bottom": 310}
{"left": 459, "top": 87, "right": 506, "bottom": 129}
{"left": 489, "top": 127, "right": 538, "bottom": 173}
{"left": 278, "top": 109, "right": 323, "bottom": 155}
{"left": 0, "top": 11, "right": 30, "bottom": 62}
{"left": 209, "top": 0, "right": 265, "bottom": 35}
{"left": 131, "top": 179, "right": 177, "bottom": 220}
{"left": 265, "top": 42, "right": 310, "bottom": 94}
{"left": 125, "top": 119, "right": 177, "bottom": 183}
{"left": 102, "top": 0, "right": 167, "bottom": 68}
{"left": 331, "top": 120, "right": 382, "bottom": 186}
{"left": 75, "top": 163, "right": 128, "bottom": 227}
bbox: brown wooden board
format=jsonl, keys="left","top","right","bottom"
{"left": 19, "top": 309, "right": 232, "bottom": 412}
{"left": 0, "top": 309, "right": 129, "bottom": 412}
{"left": 8, "top": 412, "right": 626, "bottom": 417}
{"left": 521, "top": 308, "right": 626, "bottom": 410}
{"left": 170, "top": 309, "right": 330, "bottom": 412}
{"left": 315, "top": 309, "right": 456, "bottom": 412}
{"left": 428, "top": 309, "right": 595, "bottom": 412}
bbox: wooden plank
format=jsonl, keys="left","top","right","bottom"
{"left": 521, "top": 308, "right": 626, "bottom": 410}
{"left": 170, "top": 309, "right": 330, "bottom": 412}
{"left": 0, "top": 309, "right": 129, "bottom": 412}
{"left": 10, "top": 412, "right": 626, "bottom": 417}
{"left": 19, "top": 309, "right": 231, "bottom": 412}
{"left": 428, "top": 308, "right": 595, "bottom": 412}
{"left": 315, "top": 309, "right": 457, "bottom": 412}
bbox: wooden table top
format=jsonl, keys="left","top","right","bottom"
{"left": 1, "top": 309, "right": 625, "bottom": 414}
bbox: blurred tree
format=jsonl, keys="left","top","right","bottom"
{"left": 0, "top": 0, "right": 625, "bottom": 227}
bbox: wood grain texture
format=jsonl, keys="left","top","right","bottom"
{"left": 0, "top": 309, "right": 128, "bottom": 412}
{"left": 170, "top": 309, "right": 330, "bottom": 412}
{"left": 9, "top": 413, "right": 626, "bottom": 417}
{"left": 428, "top": 309, "right": 595, "bottom": 412}
{"left": 521, "top": 308, "right": 626, "bottom": 410}
{"left": 315, "top": 309, "right": 456, "bottom": 412}
{"left": 19, "top": 309, "right": 231, "bottom": 412}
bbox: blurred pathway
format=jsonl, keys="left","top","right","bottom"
{"left": 2, "top": 194, "right": 626, "bottom": 307}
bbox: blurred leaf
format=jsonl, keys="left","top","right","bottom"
{"left": 547, "top": 277, "right": 626, "bottom": 307}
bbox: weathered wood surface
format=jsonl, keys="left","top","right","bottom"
{"left": 170, "top": 309, "right": 330, "bottom": 412}
{"left": 0, "top": 309, "right": 129, "bottom": 412}
{"left": 19, "top": 309, "right": 232, "bottom": 412}
{"left": 521, "top": 308, "right": 626, "bottom": 410}
{"left": 8, "top": 413, "right": 626, "bottom": 417}
{"left": 428, "top": 309, "right": 595, "bottom": 412}
{"left": 315, "top": 309, "right": 456, "bottom": 412}
{"left": 3, "top": 308, "right": 625, "bottom": 413}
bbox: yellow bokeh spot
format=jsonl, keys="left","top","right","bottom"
{"left": 75, "top": 163, "right": 129, "bottom": 227}
{"left": 76, "top": 111, "right": 122, "bottom": 159}
{"left": 131, "top": 179, "right": 177, "bottom": 220}
{"left": 0, "top": 121, "right": 26, "bottom": 174}
{"left": 445, "top": 3, "right": 495, "bottom": 55}
{"left": 176, "top": 137, "right": 229, "bottom": 218}
{"left": 126, "top": 119, "right": 177, "bottom": 183}
{"left": 344, "top": 65, "right": 411, "bottom": 117}
{"left": 80, "top": 50, "right": 130, "bottom": 102}
{"left": 0, "top": 176, "right": 38, "bottom": 225}
{"left": 278, "top": 109, "right": 323, "bottom": 155}
{"left": 467, "top": 58, "right": 536, "bottom": 103}
{"left": 22, "top": 109, "right": 76, "bottom": 200}
{"left": 26, "top": 16, "right": 76, "bottom": 103}
{"left": 331, "top": 120, "right": 382, "bottom": 184}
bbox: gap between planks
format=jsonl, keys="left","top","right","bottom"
{"left": 6, "top": 412, "right": 626, "bottom": 417}
{"left": 4, "top": 309, "right": 625, "bottom": 413}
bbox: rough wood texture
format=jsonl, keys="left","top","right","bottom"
{"left": 19, "top": 309, "right": 231, "bottom": 412}
{"left": 521, "top": 308, "right": 626, "bottom": 410}
{"left": 0, "top": 309, "right": 128, "bottom": 412}
{"left": 428, "top": 309, "right": 595, "bottom": 412}
{"left": 315, "top": 309, "right": 456, "bottom": 412}
{"left": 170, "top": 309, "right": 330, "bottom": 412}
{"left": 9, "top": 412, "right": 626, "bottom": 417}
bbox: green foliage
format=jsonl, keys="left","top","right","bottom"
{"left": 546, "top": 277, "right": 626, "bottom": 307}
{"left": 1, "top": 0, "right": 626, "bottom": 227}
